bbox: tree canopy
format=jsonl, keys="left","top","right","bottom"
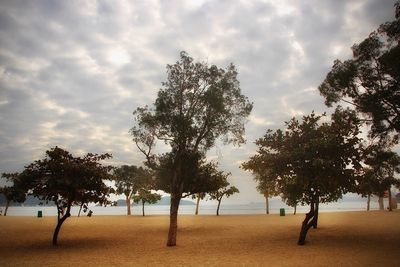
{"left": 23, "top": 147, "right": 114, "bottom": 245}
{"left": 243, "top": 108, "right": 363, "bottom": 245}
{"left": 0, "top": 172, "right": 27, "bottom": 216}
{"left": 131, "top": 51, "right": 252, "bottom": 246}
{"left": 114, "top": 165, "right": 149, "bottom": 215}
{"left": 319, "top": 3, "right": 400, "bottom": 144}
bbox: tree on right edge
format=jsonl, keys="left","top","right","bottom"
{"left": 243, "top": 108, "right": 362, "bottom": 245}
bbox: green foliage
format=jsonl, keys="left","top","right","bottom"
{"left": 319, "top": 2, "right": 400, "bottom": 144}
{"left": 114, "top": 165, "right": 146, "bottom": 198}
{"left": 21, "top": 146, "right": 115, "bottom": 245}
{"left": 209, "top": 184, "right": 239, "bottom": 202}
{"left": 133, "top": 189, "right": 161, "bottom": 205}
{"left": 243, "top": 108, "right": 362, "bottom": 207}
{"left": 0, "top": 172, "right": 27, "bottom": 204}
{"left": 131, "top": 51, "right": 251, "bottom": 245}
{"left": 357, "top": 147, "right": 400, "bottom": 197}
{"left": 23, "top": 147, "right": 114, "bottom": 214}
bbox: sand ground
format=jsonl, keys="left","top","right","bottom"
{"left": 0, "top": 211, "right": 399, "bottom": 266}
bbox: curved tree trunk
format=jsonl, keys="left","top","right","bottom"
{"left": 167, "top": 193, "right": 181, "bottom": 246}
{"left": 388, "top": 189, "right": 392, "bottom": 211}
{"left": 126, "top": 195, "right": 132, "bottom": 216}
{"left": 195, "top": 194, "right": 200, "bottom": 215}
{"left": 367, "top": 194, "right": 371, "bottom": 211}
{"left": 142, "top": 200, "right": 145, "bottom": 216}
{"left": 4, "top": 199, "right": 10, "bottom": 216}
{"left": 53, "top": 204, "right": 72, "bottom": 246}
{"left": 265, "top": 196, "right": 269, "bottom": 215}
{"left": 298, "top": 201, "right": 315, "bottom": 245}
{"left": 293, "top": 205, "right": 297, "bottom": 215}
{"left": 378, "top": 196, "right": 384, "bottom": 210}
{"left": 216, "top": 199, "right": 222, "bottom": 216}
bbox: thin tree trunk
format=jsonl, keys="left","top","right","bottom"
{"left": 142, "top": 200, "right": 145, "bottom": 216}
{"left": 167, "top": 193, "right": 181, "bottom": 246}
{"left": 265, "top": 196, "right": 269, "bottom": 215}
{"left": 53, "top": 204, "right": 72, "bottom": 246}
{"left": 78, "top": 203, "right": 83, "bottom": 217}
{"left": 388, "top": 188, "right": 392, "bottom": 211}
{"left": 293, "top": 205, "right": 297, "bottom": 215}
{"left": 216, "top": 199, "right": 222, "bottom": 216}
{"left": 379, "top": 196, "right": 384, "bottom": 210}
{"left": 195, "top": 194, "right": 200, "bottom": 215}
{"left": 367, "top": 194, "right": 371, "bottom": 211}
{"left": 126, "top": 195, "right": 131, "bottom": 216}
{"left": 313, "top": 199, "right": 319, "bottom": 229}
{"left": 298, "top": 201, "right": 315, "bottom": 245}
{"left": 4, "top": 199, "right": 10, "bottom": 216}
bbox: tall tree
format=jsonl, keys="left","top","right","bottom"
{"left": 243, "top": 108, "right": 362, "bottom": 245}
{"left": 131, "top": 51, "right": 252, "bottom": 246}
{"left": 23, "top": 147, "right": 114, "bottom": 246}
{"left": 0, "top": 172, "right": 27, "bottom": 216}
{"left": 113, "top": 165, "right": 145, "bottom": 215}
{"left": 319, "top": 2, "right": 400, "bottom": 145}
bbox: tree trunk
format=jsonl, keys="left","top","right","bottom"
{"left": 78, "top": 203, "right": 83, "bottom": 217}
{"left": 313, "top": 199, "right": 319, "bottom": 229}
{"left": 142, "top": 200, "right": 145, "bottom": 216}
{"left": 388, "top": 188, "right": 392, "bottom": 212}
{"left": 167, "top": 193, "right": 181, "bottom": 246}
{"left": 298, "top": 201, "right": 315, "bottom": 245}
{"left": 195, "top": 194, "right": 200, "bottom": 215}
{"left": 293, "top": 205, "right": 297, "bottom": 215}
{"left": 379, "top": 196, "right": 384, "bottom": 210}
{"left": 4, "top": 199, "right": 10, "bottom": 216}
{"left": 216, "top": 199, "right": 222, "bottom": 216}
{"left": 52, "top": 208, "right": 71, "bottom": 246}
{"left": 265, "top": 197, "right": 269, "bottom": 215}
{"left": 126, "top": 195, "right": 131, "bottom": 216}
{"left": 367, "top": 194, "right": 371, "bottom": 211}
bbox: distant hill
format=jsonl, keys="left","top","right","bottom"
{"left": 115, "top": 196, "right": 195, "bottom": 206}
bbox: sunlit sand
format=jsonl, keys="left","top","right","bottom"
{"left": 0, "top": 211, "right": 399, "bottom": 266}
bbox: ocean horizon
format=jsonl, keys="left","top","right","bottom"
{"left": 1, "top": 197, "right": 390, "bottom": 217}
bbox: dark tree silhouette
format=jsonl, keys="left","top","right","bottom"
{"left": 319, "top": 2, "right": 400, "bottom": 145}
{"left": 243, "top": 108, "right": 362, "bottom": 245}
{"left": 23, "top": 147, "right": 114, "bottom": 246}
{"left": 0, "top": 172, "right": 27, "bottom": 216}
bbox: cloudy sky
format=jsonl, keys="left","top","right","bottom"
{"left": 0, "top": 0, "right": 397, "bottom": 204}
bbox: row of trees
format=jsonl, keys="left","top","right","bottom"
{"left": 1, "top": 3, "right": 398, "bottom": 249}
{"left": 113, "top": 162, "right": 238, "bottom": 217}
{"left": 243, "top": 2, "right": 400, "bottom": 245}
{"left": 0, "top": 146, "right": 240, "bottom": 246}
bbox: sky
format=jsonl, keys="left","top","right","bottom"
{"left": 0, "top": 0, "right": 398, "bottom": 204}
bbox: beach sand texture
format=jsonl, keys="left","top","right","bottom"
{"left": 0, "top": 211, "right": 399, "bottom": 266}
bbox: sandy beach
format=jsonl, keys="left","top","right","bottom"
{"left": 0, "top": 211, "right": 399, "bottom": 266}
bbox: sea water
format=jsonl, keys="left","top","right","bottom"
{"left": 1, "top": 198, "right": 384, "bottom": 217}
